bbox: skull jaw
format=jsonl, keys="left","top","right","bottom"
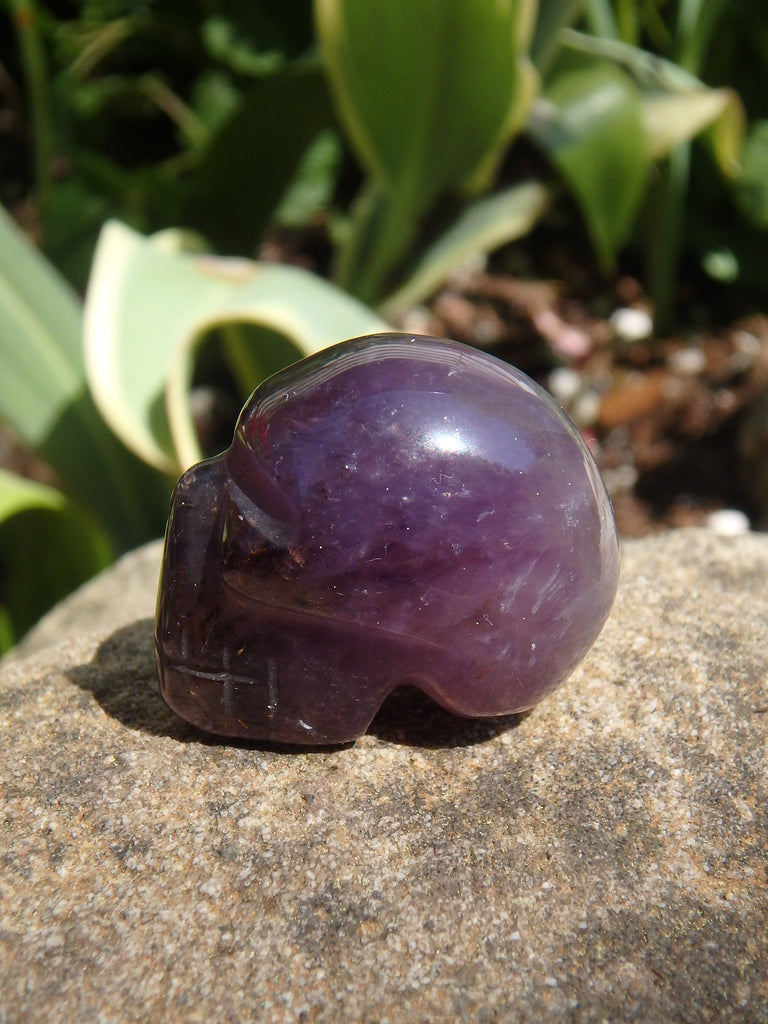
{"left": 155, "top": 457, "right": 410, "bottom": 744}
{"left": 155, "top": 648, "right": 391, "bottom": 745}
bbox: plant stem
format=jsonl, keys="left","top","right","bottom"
{"left": 646, "top": 0, "right": 728, "bottom": 333}
{"left": 676, "top": 0, "right": 726, "bottom": 74}
{"left": 647, "top": 143, "right": 690, "bottom": 334}
{"left": 584, "top": 0, "right": 620, "bottom": 40}
{"left": 616, "top": 0, "right": 639, "bottom": 44}
{"left": 9, "top": 0, "right": 55, "bottom": 202}
{"left": 220, "top": 322, "right": 264, "bottom": 398}
{"left": 333, "top": 182, "right": 420, "bottom": 307}
{"left": 138, "top": 74, "right": 209, "bottom": 150}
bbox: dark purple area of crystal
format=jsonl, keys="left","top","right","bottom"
{"left": 156, "top": 334, "right": 619, "bottom": 744}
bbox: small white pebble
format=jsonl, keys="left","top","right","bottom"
{"left": 610, "top": 307, "right": 653, "bottom": 342}
{"left": 474, "top": 318, "right": 501, "bottom": 345}
{"left": 400, "top": 306, "right": 433, "bottom": 334}
{"left": 571, "top": 389, "right": 601, "bottom": 428}
{"left": 713, "top": 388, "right": 738, "bottom": 415}
{"left": 668, "top": 346, "right": 706, "bottom": 376}
{"left": 548, "top": 367, "right": 582, "bottom": 405}
{"left": 733, "top": 330, "right": 760, "bottom": 357}
{"left": 601, "top": 464, "right": 639, "bottom": 494}
{"left": 705, "top": 509, "right": 750, "bottom": 535}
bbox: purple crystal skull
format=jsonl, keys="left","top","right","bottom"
{"left": 156, "top": 333, "right": 619, "bottom": 744}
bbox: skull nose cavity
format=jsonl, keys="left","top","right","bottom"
{"left": 224, "top": 479, "right": 295, "bottom": 547}
{"left": 226, "top": 441, "right": 297, "bottom": 523}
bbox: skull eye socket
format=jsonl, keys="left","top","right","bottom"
{"left": 225, "top": 412, "right": 297, "bottom": 523}
{"left": 220, "top": 479, "right": 297, "bottom": 591}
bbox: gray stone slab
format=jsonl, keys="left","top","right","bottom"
{"left": 1, "top": 529, "right": 767, "bottom": 1022}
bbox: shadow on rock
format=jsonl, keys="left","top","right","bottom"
{"left": 65, "top": 620, "right": 353, "bottom": 752}
{"left": 66, "top": 620, "right": 528, "bottom": 752}
{"left": 368, "top": 685, "right": 529, "bottom": 749}
{"left": 65, "top": 619, "right": 204, "bottom": 743}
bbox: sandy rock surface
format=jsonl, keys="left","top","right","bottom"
{"left": 1, "top": 530, "right": 767, "bottom": 1022}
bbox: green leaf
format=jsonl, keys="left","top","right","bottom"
{"left": 316, "top": 0, "right": 539, "bottom": 300}
{"left": 733, "top": 120, "right": 768, "bottom": 230}
{"left": 184, "top": 61, "right": 336, "bottom": 254}
{"left": 0, "top": 207, "right": 83, "bottom": 439}
{"left": 274, "top": 129, "right": 343, "bottom": 229}
{"left": 0, "top": 204, "right": 169, "bottom": 551}
{"left": 0, "top": 468, "right": 113, "bottom": 652}
{"left": 84, "top": 220, "right": 389, "bottom": 473}
{"left": 555, "top": 29, "right": 745, "bottom": 181}
{"left": 530, "top": 0, "right": 585, "bottom": 73}
{"left": 675, "top": 0, "right": 728, "bottom": 75}
{"left": 317, "top": 0, "right": 536, "bottom": 204}
{"left": 641, "top": 88, "right": 744, "bottom": 174}
{"left": 528, "top": 63, "right": 650, "bottom": 270}
{"left": 202, "top": 16, "right": 286, "bottom": 78}
{"left": 584, "top": 0, "right": 620, "bottom": 40}
{"left": 382, "top": 181, "right": 551, "bottom": 316}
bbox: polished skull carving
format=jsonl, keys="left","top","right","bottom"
{"left": 156, "top": 334, "right": 619, "bottom": 744}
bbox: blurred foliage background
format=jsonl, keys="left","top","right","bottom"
{"left": 1, "top": 0, "right": 767, "bottom": 651}
{"left": 4, "top": 0, "right": 765, "bottom": 300}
